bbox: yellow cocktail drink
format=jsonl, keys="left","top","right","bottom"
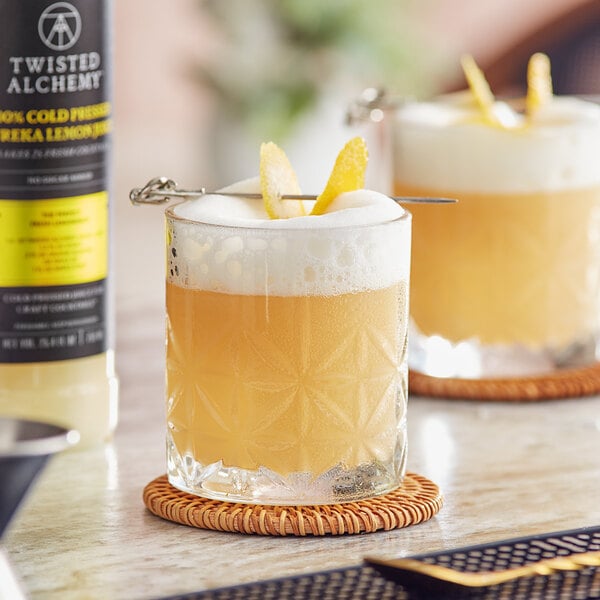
{"left": 167, "top": 283, "right": 406, "bottom": 475}
{"left": 165, "top": 182, "right": 411, "bottom": 505}
{"left": 397, "top": 184, "right": 600, "bottom": 346}
{"left": 394, "top": 94, "right": 600, "bottom": 377}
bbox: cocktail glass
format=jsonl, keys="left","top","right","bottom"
{"left": 164, "top": 202, "right": 411, "bottom": 505}
{"left": 393, "top": 94, "right": 600, "bottom": 378}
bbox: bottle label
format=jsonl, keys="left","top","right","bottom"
{"left": 0, "top": 0, "right": 111, "bottom": 363}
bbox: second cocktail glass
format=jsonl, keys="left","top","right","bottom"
{"left": 394, "top": 93, "right": 600, "bottom": 378}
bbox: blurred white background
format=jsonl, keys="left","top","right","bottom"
{"left": 112, "top": 0, "right": 591, "bottom": 310}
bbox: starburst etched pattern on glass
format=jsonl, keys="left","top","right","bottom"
{"left": 166, "top": 282, "right": 408, "bottom": 505}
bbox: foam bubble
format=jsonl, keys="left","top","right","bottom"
{"left": 394, "top": 95, "right": 600, "bottom": 193}
{"left": 168, "top": 184, "right": 410, "bottom": 296}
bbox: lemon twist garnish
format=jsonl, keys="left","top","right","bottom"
{"left": 461, "top": 55, "right": 498, "bottom": 123}
{"left": 526, "top": 52, "right": 553, "bottom": 117}
{"left": 461, "top": 54, "right": 522, "bottom": 128}
{"left": 259, "top": 141, "right": 305, "bottom": 219}
{"left": 310, "top": 137, "right": 368, "bottom": 216}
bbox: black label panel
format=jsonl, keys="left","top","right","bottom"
{"left": 0, "top": 280, "right": 106, "bottom": 362}
{"left": 0, "top": 0, "right": 111, "bottom": 362}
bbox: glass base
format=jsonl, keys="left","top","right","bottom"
{"left": 167, "top": 437, "right": 407, "bottom": 506}
{"left": 409, "top": 323, "right": 600, "bottom": 379}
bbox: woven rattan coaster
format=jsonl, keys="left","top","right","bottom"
{"left": 409, "top": 361, "right": 600, "bottom": 401}
{"left": 143, "top": 472, "right": 442, "bottom": 536}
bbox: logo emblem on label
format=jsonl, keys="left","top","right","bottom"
{"left": 38, "top": 2, "right": 82, "bottom": 51}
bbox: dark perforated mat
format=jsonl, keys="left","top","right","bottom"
{"left": 156, "top": 525, "right": 600, "bottom": 599}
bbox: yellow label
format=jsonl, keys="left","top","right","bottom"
{"left": 0, "top": 193, "right": 108, "bottom": 286}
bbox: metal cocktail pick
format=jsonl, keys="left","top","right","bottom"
{"left": 129, "top": 177, "right": 457, "bottom": 206}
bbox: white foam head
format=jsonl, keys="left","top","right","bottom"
{"left": 168, "top": 183, "right": 410, "bottom": 296}
{"left": 173, "top": 177, "right": 405, "bottom": 228}
{"left": 393, "top": 94, "right": 600, "bottom": 193}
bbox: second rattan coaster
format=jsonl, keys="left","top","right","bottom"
{"left": 409, "top": 361, "right": 600, "bottom": 401}
{"left": 143, "top": 472, "right": 442, "bottom": 536}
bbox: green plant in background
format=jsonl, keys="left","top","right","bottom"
{"left": 198, "top": 0, "right": 437, "bottom": 142}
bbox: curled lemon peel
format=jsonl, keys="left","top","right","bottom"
{"left": 461, "top": 54, "right": 498, "bottom": 124}
{"left": 461, "top": 54, "right": 523, "bottom": 129}
{"left": 310, "top": 137, "right": 368, "bottom": 216}
{"left": 526, "top": 52, "right": 553, "bottom": 117}
{"left": 259, "top": 142, "right": 305, "bottom": 219}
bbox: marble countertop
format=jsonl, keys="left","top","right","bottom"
{"left": 3, "top": 202, "right": 600, "bottom": 599}
{"left": 4, "top": 291, "right": 600, "bottom": 599}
